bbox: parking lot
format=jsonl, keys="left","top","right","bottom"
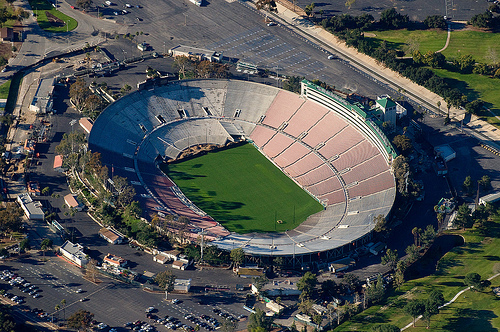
{"left": 0, "top": 254, "right": 252, "bottom": 332}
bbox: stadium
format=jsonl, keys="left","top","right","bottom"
{"left": 88, "top": 79, "right": 397, "bottom": 265}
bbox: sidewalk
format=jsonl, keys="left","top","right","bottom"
{"left": 268, "top": 2, "right": 500, "bottom": 148}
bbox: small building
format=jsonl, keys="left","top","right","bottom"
{"left": 174, "top": 278, "right": 191, "bottom": 292}
{"left": 137, "top": 42, "right": 148, "bottom": 51}
{"left": 328, "top": 257, "right": 356, "bottom": 273}
{"left": 153, "top": 254, "right": 171, "bottom": 264}
{"left": 434, "top": 144, "right": 456, "bottom": 162}
{"left": 24, "top": 139, "right": 36, "bottom": 155}
{"left": 103, "top": 253, "right": 127, "bottom": 267}
{"left": 30, "top": 78, "right": 55, "bottom": 114}
{"left": 172, "top": 260, "right": 188, "bottom": 270}
{"left": 27, "top": 181, "right": 41, "bottom": 196}
{"left": 99, "top": 228, "right": 124, "bottom": 244}
{"left": 252, "top": 279, "right": 301, "bottom": 296}
{"left": 53, "top": 155, "right": 66, "bottom": 172}
{"left": 169, "top": 45, "right": 222, "bottom": 62}
{"left": 266, "top": 300, "right": 284, "bottom": 314}
{"left": 162, "top": 249, "right": 180, "bottom": 261}
{"left": 64, "top": 194, "right": 84, "bottom": 211}
{"left": 479, "top": 191, "right": 500, "bottom": 205}
{"left": 236, "top": 266, "right": 265, "bottom": 278}
{"left": 0, "top": 27, "right": 13, "bottom": 42}
{"left": 375, "top": 97, "right": 397, "bottom": 125}
{"left": 79, "top": 117, "right": 93, "bottom": 134}
{"left": 60, "top": 240, "right": 88, "bottom": 267}
{"left": 17, "top": 193, "right": 44, "bottom": 220}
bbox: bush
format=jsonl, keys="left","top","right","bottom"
{"left": 424, "top": 15, "right": 447, "bottom": 29}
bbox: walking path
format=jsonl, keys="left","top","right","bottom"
{"left": 436, "top": 23, "right": 451, "bottom": 53}
{"left": 267, "top": 2, "right": 500, "bottom": 149}
{"left": 400, "top": 272, "right": 500, "bottom": 331}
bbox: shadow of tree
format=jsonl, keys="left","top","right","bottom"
{"left": 442, "top": 308, "right": 498, "bottom": 331}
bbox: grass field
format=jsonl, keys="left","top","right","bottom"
{"left": 162, "top": 143, "right": 323, "bottom": 233}
{"left": 28, "top": 0, "right": 77, "bottom": 33}
{"left": 336, "top": 212, "right": 500, "bottom": 331}
{"left": 0, "top": 80, "right": 11, "bottom": 99}
{"left": 365, "top": 29, "right": 500, "bottom": 64}
{"left": 432, "top": 68, "right": 500, "bottom": 125}
{"left": 364, "top": 28, "right": 500, "bottom": 126}
{"left": 365, "top": 29, "right": 448, "bottom": 55}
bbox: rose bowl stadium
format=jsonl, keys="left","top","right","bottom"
{"left": 88, "top": 79, "right": 397, "bottom": 265}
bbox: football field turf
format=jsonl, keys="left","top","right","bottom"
{"left": 162, "top": 143, "right": 323, "bottom": 233}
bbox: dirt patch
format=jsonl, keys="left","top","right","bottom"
{"left": 363, "top": 32, "right": 377, "bottom": 37}
{"left": 45, "top": 11, "right": 65, "bottom": 27}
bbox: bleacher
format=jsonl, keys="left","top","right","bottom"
{"left": 89, "top": 79, "right": 396, "bottom": 258}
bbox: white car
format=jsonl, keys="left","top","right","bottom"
{"left": 125, "top": 3, "right": 132, "bottom": 7}
{"left": 145, "top": 306, "right": 154, "bottom": 313}
{"left": 97, "top": 323, "right": 108, "bottom": 330}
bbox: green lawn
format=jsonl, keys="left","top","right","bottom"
{"left": 162, "top": 143, "right": 323, "bottom": 233}
{"left": 432, "top": 68, "right": 500, "bottom": 123}
{"left": 364, "top": 29, "right": 500, "bottom": 64}
{"left": 365, "top": 29, "right": 448, "bottom": 55}
{"left": 441, "top": 30, "right": 500, "bottom": 64}
{"left": 0, "top": 80, "right": 11, "bottom": 99}
{"left": 336, "top": 213, "right": 500, "bottom": 331}
{"left": 28, "top": 0, "right": 78, "bottom": 33}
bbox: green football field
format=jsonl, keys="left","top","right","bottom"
{"left": 162, "top": 143, "right": 323, "bottom": 233}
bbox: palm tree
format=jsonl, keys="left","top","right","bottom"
{"left": 412, "top": 227, "right": 419, "bottom": 246}
{"left": 61, "top": 299, "right": 67, "bottom": 321}
{"left": 41, "top": 238, "right": 53, "bottom": 260}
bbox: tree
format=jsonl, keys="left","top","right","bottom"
{"left": 253, "top": 274, "right": 268, "bottom": 293}
{"left": 373, "top": 214, "right": 388, "bottom": 234}
{"left": 381, "top": 249, "right": 398, "bottom": 271}
{"left": 345, "top": 0, "right": 356, "bottom": 9}
{"left": 321, "top": 279, "right": 337, "bottom": 300}
{"left": 247, "top": 308, "right": 272, "bottom": 332}
{"left": 392, "top": 135, "right": 412, "bottom": 155}
{"left": 412, "top": 227, "right": 420, "bottom": 246}
{"left": 394, "top": 259, "right": 407, "bottom": 289}
{"left": 343, "top": 273, "right": 360, "bottom": 293}
{"left": 84, "top": 94, "right": 102, "bottom": 118}
{"left": 230, "top": 248, "right": 245, "bottom": 267}
{"left": 0, "top": 203, "right": 23, "bottom": 236}
{"left": 155, "top": 270, "right": 176, "bottom": 298}
{"left": 454, "top": 54, "right": 475, "bottom": 73}
{"left": 121, "top": 84, "right": 132, "bottom": 95}
{"left": 420, "top": 225, "right": 436, "bottom": 248}
{"left": 478, "top": 175, "right": 491, "bottom": 191}
{"left": 365, "top": 275, "right": 385, "bottom": 304}
{"left": 465, "top": 99, "right": 484, "bottom": 115}
{"left": 297, "top": 271, "right": 317, "bottom": 299}
{"left": 462, "top": 175, "right": 473, "bottom": 196}
{"left": 0, "top": 305, "right": 17, "bottom": 332}
{"left": 423, "top": 15, "right": 447, "bottom": 29}
{"left": 41, "top": 186, "right": 50, "bottom": 196}
{"left": 19, "top": 237, "right": 30, "bottom": 253}
{"left": 70, "top": 78, "right": 91, "bottom": 111}
{"left": 370, "top": 324, "right": 400, "bottom": 332}
{"left": 298, "top": 298, "right": 314, "bottom": 315}
{"left": 305, "top": 2, "right": 315, "bottom": 16}
{"left": 67, "top": 309, "right": 94, "bottom": 331}
{"left": 76, "top": 0, "right": 93, "bottom": 10}
{"left": 379, "top": 8, "right": 409, "bottom": 29}
{"left": 464, "top": 272, "right": 489, "bottom": 291}
{"left": 404, "top": 299, "right": 425, "bottom": 327}
{"left": 454, "top": 203, "right": 473, "bottom": 229}
{"left": 85, "top": 259, "right": 99, "bottom": 282}
{"left": 255, "top": 0, "right": 277, "bottom": 13}
{"left": 221, "top": 318, "right": 237, "bottom": 332}
{"left": 422, "top": 290, "right": 444, "bottom": 328}
{"left": 405, "top": 244, "right": 420, "bottom": 263}
{"left": 40, "top": 238, "right": 53, "bottom": 259}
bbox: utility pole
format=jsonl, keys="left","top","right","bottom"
{"left": 200, "top": 228, "right": 206, "bottom": 263}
